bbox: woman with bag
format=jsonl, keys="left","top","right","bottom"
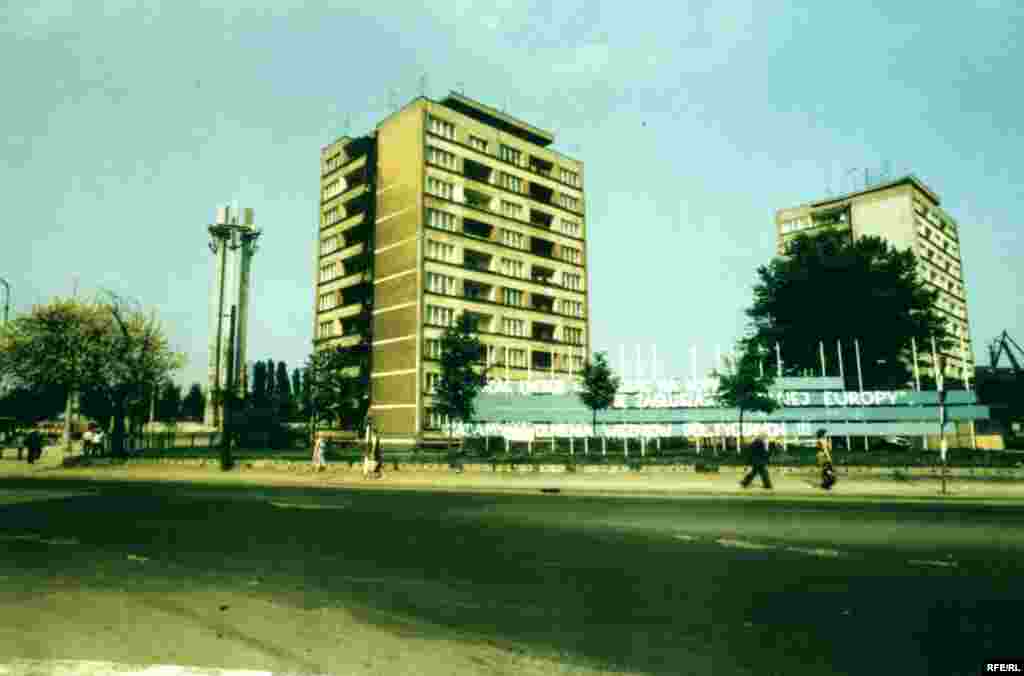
{"left": 816, "top": 429, "right": 837, "bottom": 490}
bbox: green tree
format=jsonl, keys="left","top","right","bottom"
{"left": 264, "top": 359, "right": 275, "bottom": 401}
{"left": 747, "top": 231, "right": 950, "bottom": 389}
{"left": 291, "top": 368, "right": 302, "bottom": 418}
{"left": 305, "top": 345, "right": 370, "bottom": 436}
{"left": 433, "top": 313, "right": 487, "bottom": 444}
{"left": 181, "top": 383, "right": 205, "bottom": 422}
{"left": 157, "top": 381, "right": 183, "bottom": 422}
{"left": 578, "top": 351, "right": 621, "bottom": 435}
{"left": 275, "top": 361, "right": 292, "bottom": 421}
{"left": 251, "top": 361, "right": 268, "bottom": 408}
{"left": 0, "top": 297, "right": 109, "bottom": 447}
{"left": 713, "top": 343, "right": 778, "bottom": 452}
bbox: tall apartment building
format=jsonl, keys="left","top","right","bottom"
{"left": 315, "top": 92, "right": 589, "bottom": 441}
{"left": 775, "top": 175, "right": 974, "bottom": 382}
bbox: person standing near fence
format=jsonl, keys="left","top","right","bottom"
{"left": 25, "top": 430, "right": 43, "bottom": 465}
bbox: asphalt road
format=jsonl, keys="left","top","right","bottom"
{"left": 1, "top": 478, "right": 1022, "bottom": 676}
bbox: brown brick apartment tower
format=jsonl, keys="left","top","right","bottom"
{"left": 315, "top": 93, "right": 589, "bottom": 443}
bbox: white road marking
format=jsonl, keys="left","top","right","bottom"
{"left": 0, "top": 534, "right": 79, "bottom": 546}
{"left": 269, "top": 501, "right": 348, "bottom": 510}
{"left": 0, "top": 659, "right": 304, "bottom": 676}
{"left": 127, "top": 554, "right": 150, "bottom": 562}
{"left": 784, "top": 546, "right": 844, "bottom": 558}
{"left": 908, "top": 559, "right": 958, "bottom": 568}
{"left": 715, "top": 538, "right": 775, "bottom": 551}
{"left": 673, "top": 535, "right": 698, "bottom": 542}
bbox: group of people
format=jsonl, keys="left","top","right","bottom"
{"left": 310, "top": 418, "right": 383, "bottom": 479}
{"left": 740, "top": 428, "right": 837, "bottom": 491}
{"left": 82, "top": 424, "right": 105, "bottom": 456}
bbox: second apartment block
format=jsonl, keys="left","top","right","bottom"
{"left": 315, "top": 92, "right": 589, "bottom": 441}
{"left": 775, "top": 175, "right": 974, "bottom": 382}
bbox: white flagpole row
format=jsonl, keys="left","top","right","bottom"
{"left": 819, "top": 341, "right": 826, "bottom": 378}
{"left": 853, "top": 338, "right": 864, "bottom": 392}
{"left": 911, "top": 337, "right": 921, "bottom": 392}
{"left": 775, "top": 342, "right": 782, "bottom": 377}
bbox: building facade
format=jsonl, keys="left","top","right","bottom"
{"left": 775, "top": 175, "right": 974, "bottom": 383}
{"left": 315, "top": 93, "right": 589, "bottom": 441}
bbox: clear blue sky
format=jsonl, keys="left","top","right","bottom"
{"left": 3, "top": 1, "right": 1021, "bottom": 389}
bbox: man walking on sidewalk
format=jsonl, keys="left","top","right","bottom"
{"left": 817, "top": 429, "right": 837, "bottom": 490}
{"left": 740, "top": 436, "right": 773, "bottom": 490}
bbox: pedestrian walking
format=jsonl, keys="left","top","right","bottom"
{"left": 740, "top": 436, "right": 773, "bottom": 489}
{"left": 312, "top": 436, "right": 328, "bottom": 472}
{"left": 25, "top": 430, "right": 43, "bottom": 465}
{"left": 92, "top": 428, "right": 105, "bottom": 456}
{"left": 371, "top": 425, "right": 383, "bottom": 479}
{"left": 816, "top": 429, "right": 837, "bottom": 490}
{"left": 362, "top": 420, "right": 374, "bottom": 479}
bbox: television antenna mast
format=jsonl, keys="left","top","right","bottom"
{"left": 419, "top": 74, "right": 428, "bottom": 99}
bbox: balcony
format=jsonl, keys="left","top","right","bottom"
{"left": 529, "top": 155, "right": 554, "bottom": 177}
{"left": 531, "top": 349, "right": 553, "bottom": 370}
{"left": 532, "top": 321, "right": 556, "bottom": 342}
{"left": 530, "top": 236, "right": 554, "bottom": 258}
{"left": 531, "top": 264, "right": 555, "bottom": 285}
{"left": 463, "top": 279, "right": 494, "bottom": 303}
{"left": 463, "top": 217, "right": 494, "bottom": 241}
{"left": 528, "top": 182, "right": 554, "bottom": 205}
{"left": 463, "top": 249, "right": 493, "bottom": 273}
{"left": 530, "top": 292, "right": 555, "bottom": 313}
{"left": 463, "top": 158, "right": 493, "bottom": 184}
{"left": 464, "top": 187, "right": 493, "bottom": 212}
{"left": 464, "top": 311, "right": 493, "bottom": 333}
{"left": 529, "top": 209, "right": 553, "bottom": 229}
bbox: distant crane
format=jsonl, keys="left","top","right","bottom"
{"left": 988, "top": 330, "right": 1024, "bottom": 373}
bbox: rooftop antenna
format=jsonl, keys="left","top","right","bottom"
{"left": 419, "top": 74, "right": 428, "bottom": 99}
{"left": 457, "top": 81, "right": 465, "bottom": 95}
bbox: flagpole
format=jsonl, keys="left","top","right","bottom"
{"left": 853, "top": 338, "right": 864, "bottom": 392}
{"left": 775, "top": 342, "right": 782, "bottom": 377}
{"left": 930, "top": 335, "right": 939, "bottom": 386}
{"left": 838, "top": 339, "right": 850, "bottom": 451}
{"left": 819, "top": 341, "right": 826, "bottom": 378}
{"left": 960, "top": 332, "right": 971, "bottom": 392}
{"left": 911, "top": 337, "right": 921, "bottom": 391}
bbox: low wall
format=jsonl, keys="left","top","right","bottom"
{"left": 64, "top": 456, "right": 1024, "bottom": 480}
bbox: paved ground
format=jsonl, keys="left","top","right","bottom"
{"left": 2, "top": 471, "right": 1024, "bottom": 675}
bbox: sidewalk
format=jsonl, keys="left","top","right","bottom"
{"left": 2, "top": 450, "right": 1024, "bottom": 503}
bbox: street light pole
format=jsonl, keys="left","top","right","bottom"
{"left": 938, "top": 357, "right": 948, "bottom": 495}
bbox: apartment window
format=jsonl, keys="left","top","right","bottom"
{"left": 319, "top": 261, "right": 339, "bottom": 282}
{"left": 503, "top": 288, "right": 524, "bottom": 307}
{"left": 560, "top": 219, "right": 581, "bottom": 237}
{"left": 323, "top": 206, "right": 341, "bottom": 226}
{"left": 561, "top": 246, "right": 581, "bottom": 264}
{"left": 321, "top": 235, "right": 339, "bottom": 255}
{"left": 499, "top": 172, "right": 523, "bottom": 193}
{"left": 508, "top": 348, "right": 527, "bottom": 368}
{"left": 427, "top": 177, "right": 454, "bottom": 200}
{"left": 426, "top": 239, "right": 456, "bottom": 262}
{"left": 322, "top": 180, "right": 341, "bottom": 201}
{"left": 426, "top": 145, "right": 457, "bottom": 170}
{"left": 425, "top": 338, "right": 442, "bottom": 360}
{"left": 318, "top": 321, "right": 333, "bottom": 338}
{"left": 500, "top": 257, "right": 526, "bottom": 279}
{"left": 429, "top": 115, "right": 455, "bottom": 140}
{"left": 501, "top": 200, "right": 523, "bottom": 219}
{"left": 427, "top": 305, "right": 455, "bottom": 327}
{"left": 564, "top": 327, "right": 584, "bottom": 345}
{"left": 499, "top": 144, "right": 522, "bottom": 165}
{"left": 425, "top": 372, "right": 440, "bottom": 393}
{"left": 318, "top": 293, "right": 335, "bottom": 311}
{"left": 559, "top": 194, "right": 580, "bottom": 211}
{"left": 469, "top": 135, "right": 488, "bottom": 152}
{"left": 572, "top": 355, "right": 584, "bottom": 372}
{"left": 560, "top": 168, "right": 579, "bottom": 186}
{"left": 325, "top": 154, "right": 342, "bottom": 173}
{"left": 502, "top": 317, "right": 526, "bottom": 337}
{"left": 563, "top": 272, "right": 583, "bottom": 291}
{"left": 563, "top": 300, "right": 584, "bottom": 317}
{"left": 426, "top": 208, "right": 457, "bottom": 231}
{"left": 426, "top": 272, "right": 456, "bottom": 296}
{"left": 501, "top": 229, "right": 526, "bottom": 250}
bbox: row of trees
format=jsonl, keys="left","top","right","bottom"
{"left": 0, "top": 293, "right": 185, "bottom": 455}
